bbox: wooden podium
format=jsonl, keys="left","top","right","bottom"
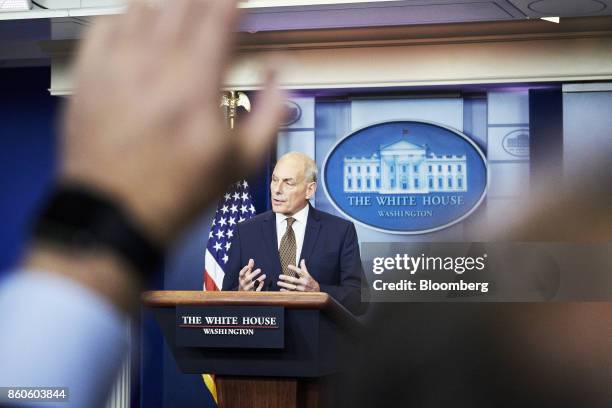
{"left": 143, "top": 291, "right": 362, "bottom": 408}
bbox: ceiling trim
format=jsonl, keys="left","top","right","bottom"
{"left": 38, "top": 16, "right": 612, "bottom": 55}
{"left": 49, "top": 30, "right": 612, "bottom": 94}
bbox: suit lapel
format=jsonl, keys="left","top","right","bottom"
{"left": 262, "top": 211, "right": 282, "bottom": 289}
{"left": 299, "top": 205, "right": 321, "bottom": 264}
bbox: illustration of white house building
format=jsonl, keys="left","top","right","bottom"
{"left": 343, "top": 139, "right": 467, "bottom": 194}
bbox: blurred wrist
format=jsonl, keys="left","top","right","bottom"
{"left": 58, "top": 173, "right": 173, "bottom": 246}
{"left": 33, "top": 182, "right": 164, "bottom": 284}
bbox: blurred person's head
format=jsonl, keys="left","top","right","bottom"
{"left": 343, "top": 154, "right": 612, "bottom": 408}
{"left": 270, "top": 152, "right": 317, "bottom": 216}
{"left": 344, "top": 302, "right": 612, "bottom": 408}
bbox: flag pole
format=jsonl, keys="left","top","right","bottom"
{"left": 229, "top": 90, "right": 236, "bottom": 129}
{"left": 221, "top": 90, "right": 251, "bottom": 130}
{"left": 204, "top": 90, "right": 254, "bottom": 405}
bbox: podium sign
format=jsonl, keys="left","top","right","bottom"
{"left": 176, "top": 305, "right": 284, "bottom": 349}
{"left": 146, "top": 291, "right": 362, "bottom": 406}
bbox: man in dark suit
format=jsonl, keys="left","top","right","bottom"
{"left": 222, "top": 152, "right": 366, "bottom": 314}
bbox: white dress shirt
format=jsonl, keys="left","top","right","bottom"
{"left": 275, "top": 204, "right": 309, "bottom": 266}
{"left": 0, "top": 271, "right": 127, "bottom": 408}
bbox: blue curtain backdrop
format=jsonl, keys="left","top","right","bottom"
{"left": 0, "top": 67, "right": 58, "bottom": 274}
{"left": 0, "top": 72, "right": 272, "bottom": 277}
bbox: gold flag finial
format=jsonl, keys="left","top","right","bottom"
{"left": 220, "top": 91, "right": 251, "bottom": 129}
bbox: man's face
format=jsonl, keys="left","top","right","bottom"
{"left": 270, "top": 156, "right": 315, "bottom": 216}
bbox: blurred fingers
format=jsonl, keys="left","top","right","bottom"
{"left": 151, "top": 0, "right": 208, "bottom": 48}
{"left": 76, "top": 16, "right": 118, "bottom": 72}
{"left": 244, "top": 268, "right": 262, "bottom": 282}
{"left": 238, "top": 264, "right": 251, "bottom": 278}
{"left": 234, "top": 70, "right": 285, "bottom": 171}
{"left": 191, "top": 0, "right": 241, "bottom": 86}
{"left": 277, "top": 281, "right": 297, "bottom": 291}
{"left": 279, "top": 272, "right": 299, "bottom": 284}
{"left": 255, "top": 275, "right": 266, "bottom": 291}
{"left": 287, "top": 264, "right": 304, "bottom": 278}
{"left": 299, "top": 259, "right": 309, "bottom": 274}
{"left": 120, "top": 0, "right": 157, "bottom": 41}
{"left": 244, "top": 279, "right": 257, "bottom": 291}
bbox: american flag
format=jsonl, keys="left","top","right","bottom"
{"left": 203, "top": 180, "right": 256, "bottom": 291}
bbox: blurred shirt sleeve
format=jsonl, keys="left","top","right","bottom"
{"left": 0, "top": 270, "right": 128, "bottom": 408}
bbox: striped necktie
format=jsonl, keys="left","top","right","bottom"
{"left": 279, "top": 217, "right": 297, "bottom": 277}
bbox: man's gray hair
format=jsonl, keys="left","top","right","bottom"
{"left": 304, "top": 156, "right": 318, "bottom": 183}
{"left": 279, "top": 151, "right": 318, "bottom": 183}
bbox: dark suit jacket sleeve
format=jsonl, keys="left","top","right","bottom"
{"left": 222, "top": 226, "right": 242, "bottom": 291}
{"left": 319, "top": 223, "right": 367, "bottom": 315}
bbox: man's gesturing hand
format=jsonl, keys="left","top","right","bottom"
{"left": 277, "top": 260, "right": 320, "bottom": 292}
{"left": 239, "top": 258, "right": 266, "bottom": 291}
{"left": 62, "top": 0, "right": 285, "bottom": 246}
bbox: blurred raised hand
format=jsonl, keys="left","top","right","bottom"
{"left": 62, "top": 0, "right": 285, "bottom": 245}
